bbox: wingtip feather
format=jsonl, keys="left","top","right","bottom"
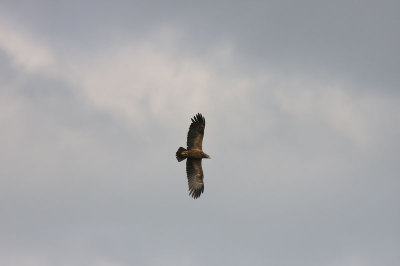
{"left": 191, "top": 113, "right": 205, "bottom": 125}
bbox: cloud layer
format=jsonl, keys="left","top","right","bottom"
{"left": 0, "top": 2, "right": 399, "bottom": 266}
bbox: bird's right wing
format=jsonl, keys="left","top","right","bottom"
{"left": 186, "top": 159, "right": 204, "bottom": 199}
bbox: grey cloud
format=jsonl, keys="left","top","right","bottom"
{"left": 0, "top": 1, "right": 399, "bottom": 266}
{"left": 2, "top": 1, "right": 399, "bottom": 92}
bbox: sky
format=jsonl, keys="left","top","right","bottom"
{"left": 0, "top": 1, "right": 399, "bottom": 265}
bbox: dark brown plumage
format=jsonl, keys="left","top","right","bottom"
{"left": 176, "top": 113, "right": 210, "bottom": 199}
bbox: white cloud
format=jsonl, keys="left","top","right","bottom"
{"left": 46, "top": 32, "right": 254, "bottom": 133}
{"left": 1, "top": 19, "right": 398, "bottom": 150}
{"left": 0, "top": 22, "right": 54, "bottom": 73}
{"left": 69, "top": 44, "right": 211, "bottom": 122}
{"left": 271, "top": 77, "right": 396, "bottom": 148}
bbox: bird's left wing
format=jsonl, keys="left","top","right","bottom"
{"left": 186, "top": 159, "right": 204, "bottom": 199}
{"left": 187, "top": 113, "right": 205, "bottom": 150}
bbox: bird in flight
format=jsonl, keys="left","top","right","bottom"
{"left": 176, "top": 113, "right": 211, "bottom": 199}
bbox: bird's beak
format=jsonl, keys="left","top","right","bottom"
{"left": 206, "top": 154, "right": 211, "bottom": 159}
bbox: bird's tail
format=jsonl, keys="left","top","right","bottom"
{"left": 176, "top": 147, "right": 187, "bottom": 162}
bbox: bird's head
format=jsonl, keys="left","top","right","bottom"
{"left": 202, "top": 152, "right": 211, "bottom": 159}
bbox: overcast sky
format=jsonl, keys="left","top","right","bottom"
{"left": 0, "top": 1, "right": 399, "bottom": 266}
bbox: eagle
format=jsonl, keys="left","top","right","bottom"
{"left": 176, "top": 113, "right": 211, "bottom": 199}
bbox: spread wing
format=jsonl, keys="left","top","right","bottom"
{"left": 186, "top": 159, "right": 204, "bottom": 199}
{"left": 187, "top": 113, "right": 205, "bottom": 150}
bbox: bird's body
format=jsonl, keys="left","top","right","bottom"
{"left": 179, "top": 149, "right": 208, "bottom": 159}
{"left": 176, "top": 113, "right": 210, "bottom": 199}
